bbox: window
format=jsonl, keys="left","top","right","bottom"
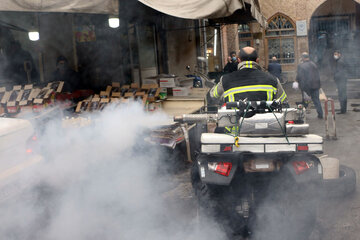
{"left": 238, "top": 24, "right": 253, "bottom": 49}
{"left": 266, "top": 14, "right": 296, "bottom": 64}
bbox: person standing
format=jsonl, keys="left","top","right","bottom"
{"left": 223, "top": 51, "right": 238, "bottom": 73}
{"left": 268, "top": 56, "right": 282, "bottom": 81}
{"left": 332, "top": 50, "right": 348, "bottom": 114}
{"left": 51, "top": 56, "right": 81, "bottom": 92}
{"left": 3, "top": 41, "right": 39, "bottom": 85}
{"left": 295, "top": 52, "right": 323, "bottom": 119}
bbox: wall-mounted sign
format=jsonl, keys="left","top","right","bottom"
{"left": 296, "top": 20, "right": 307, "bottom": 36}
{"left": 75, "top": 25, "right": 96, "bottom": 42}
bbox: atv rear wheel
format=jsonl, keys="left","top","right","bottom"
{"left": 191, "top": 163, "right": 247, "bottom": 238}
{"left": 252, "top": 175, "right": 317, "bottom": 240}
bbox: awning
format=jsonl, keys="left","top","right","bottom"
{"left": 245, "top": 0, "right": 267, "bottom": 28}
{"left": 0, "top": 0, "right": 118, "bottom": 14}
{"left": 139, "top": 0, "right": 267, "bottom": 27}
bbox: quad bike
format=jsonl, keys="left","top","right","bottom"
{"left": 174, "top": 100, "right": 356, "bottom": 240}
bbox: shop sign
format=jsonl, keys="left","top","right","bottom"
{"left": 296, "top": 20, "right": 307, "bottom": 36}
{"left": 75, "top": 25, "right": 96, "bottom": 42}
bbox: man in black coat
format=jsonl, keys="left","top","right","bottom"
{"left": 3, "top": 41, "right": 39, "bottom": 85}
{"left": 223, "top": 51, "right": 238, "bottom": 73}
{"left": 296, "top": 52, "right": 323, "bottom": 119}
{"left": 332, "top": 50, "right": 348, "bottom": 114}
{"left": 268, "top": 56, "right": 282, "bottom": 81}
{"left": 51, "top": 56, "right": 81, "bottom": 92}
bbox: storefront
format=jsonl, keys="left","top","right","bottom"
{"left": 0, "top": 1, "right": 123, "bottom": 90}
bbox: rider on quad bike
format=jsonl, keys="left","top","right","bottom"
{"left": 173, "top": 47, "right": 351, "bottom": 239}
{"left": 173, "top": 47, "right": 355, "bottom": 240}
{"left": 210, "top": 47, "right": 287, "bottom": 115}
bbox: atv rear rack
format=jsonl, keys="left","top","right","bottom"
{"left": 201, "top": 133, "right": 323, "bottom": 154}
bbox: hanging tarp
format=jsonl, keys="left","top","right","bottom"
{"left": 139, "top": 0, "right": 266, "bottom": 27}
{"left": 138, "top": 0, "right": 244, "bottom": 19}
{"left": 244, "top": 0, "right": 266, "bottom": 28}
{"left": 0, "top": 0, "right": 118, "bottom": 14}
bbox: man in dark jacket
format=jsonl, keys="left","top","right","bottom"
{"left": 296, "top": 52, "right": 323, "bottom": 119}
{"left": 211, "top": 47, "right": 287, "bottom": 103}
{"left": 3, "top": 41, "right": 39, "bottom": 85}
{"left": 223, "top": 51, "right": 238, "bottom": 73}
{"left": 268, "top": 56, "right": 282, "bottom": 81}
{"left": 51, "top": 56, "right": 81, "bottom": 92}
{"left": 332, "top": 50, "right": 348, "bottom": 114}
{"left": 210, "top": 47, "right": 287, "bottom": 134}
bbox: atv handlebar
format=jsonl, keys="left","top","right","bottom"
{"left": 226, "top": 100, "right": 281, "bottom": 111}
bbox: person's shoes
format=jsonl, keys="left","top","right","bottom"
{"left": 317, "top": 115, "right": 323, "bottom": 119}
{"left": 336, "top": 111, "right": 346, "bottom": 114}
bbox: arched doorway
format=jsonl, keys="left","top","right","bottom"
{"left": 309, "top": 0, "right": 360, "bottom": 78}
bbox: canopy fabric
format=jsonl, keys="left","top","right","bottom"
{"left": 245, "top": 0, "right": 266, "bottom": 28}
{"left": 139, "top": 0, "right": 245, "bottom": 19}
{"left": 139, "top": 0, "right": 266, "bottom": 27}
{"left": 0, "top": 0, "right": 118, "bottom": 14}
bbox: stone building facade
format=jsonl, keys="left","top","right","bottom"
{"left": 223, "top": 0, "right": 360, "bottom": 81}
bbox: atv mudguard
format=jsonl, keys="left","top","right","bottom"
{"left": 197, "top": 153, "right": 241, "bottom": 185}
{"left": 283, "top": 154, "right": 323, "bottom": 184}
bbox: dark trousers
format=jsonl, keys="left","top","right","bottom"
{"left": 335, "top": 79, "right": 347, "bottom": 113}
{"left": 302, "top": 89, "right": 323, "bottom": 118}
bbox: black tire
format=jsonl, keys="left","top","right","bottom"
{"left": 191, "top": 163, "right": 248, "bottom": 238}
{"left": 321, "top": 165, "right": 356, "bottom": 198}
{"left": 191, "top": 162, "right": 219, "bottom": 214}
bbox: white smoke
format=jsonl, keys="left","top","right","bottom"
{"left": 0, "top": 102, "right": 225, "bottom": 240}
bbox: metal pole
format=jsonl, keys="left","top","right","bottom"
{"left": 325, "top": 99, "right": 329, "bottom": 139}
{"left": 71, "top": 15, "right": 79, "bottom": 72}
{"left": 202, "top": 19, "right": 208, "bottom": 73}
{"left": 38, "top": 52, "right": 44, "bottom": 82}
{"left": 330, "top": 99, "right": 337, "bottom": 140}
{"left": 128, "top": 24, "right": 135, "bottom": 83}
{"left": 135, "top": 24, "right": 143, "bottom": 86}
{"left": 181, "top": 123, "right": 192, "bottom": 163}
{"left": 37, "top": 13, "right": 44, "bottom": 82}
{"left": 324, "top": 99, "right": 337, "bottom": 140}
{"left": 219, "top": 26, "right": 224, "bottom": 69}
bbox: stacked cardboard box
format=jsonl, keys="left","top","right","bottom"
{"left": 75, "top": 82, "right": 163, "bottom": 113}
{"left": 0, "top": 81, "right": 64, "bottom": 114}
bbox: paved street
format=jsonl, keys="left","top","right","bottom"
{"left": 163, "top": 80, "right": 360, "bottom": 240}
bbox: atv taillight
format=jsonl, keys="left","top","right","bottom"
{"left": 292, "top": 161, "right": 310, "bottom": 175}
{"left": 208, "top": 162, "right": 232, "bottom": 176}
{"left": 26, "top": 135, "right": 38, "bottom": 154}
{"left": 287, "top": 120, "right": 295, "bottom": 124}
{"left": 221, "top": 145, "right": 233, "bottom": 152}
{"left": 297, "top": 144, "right": 308, "bottom": 152}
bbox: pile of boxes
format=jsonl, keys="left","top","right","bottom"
{"left": 0, "top": 81, "right": 64, "bottom": 114}
{"left": 75, "top": 82, "right": 163, "bottom": 113}
{"left": 158, "top": 76, "right": 194, "bottom": 97}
